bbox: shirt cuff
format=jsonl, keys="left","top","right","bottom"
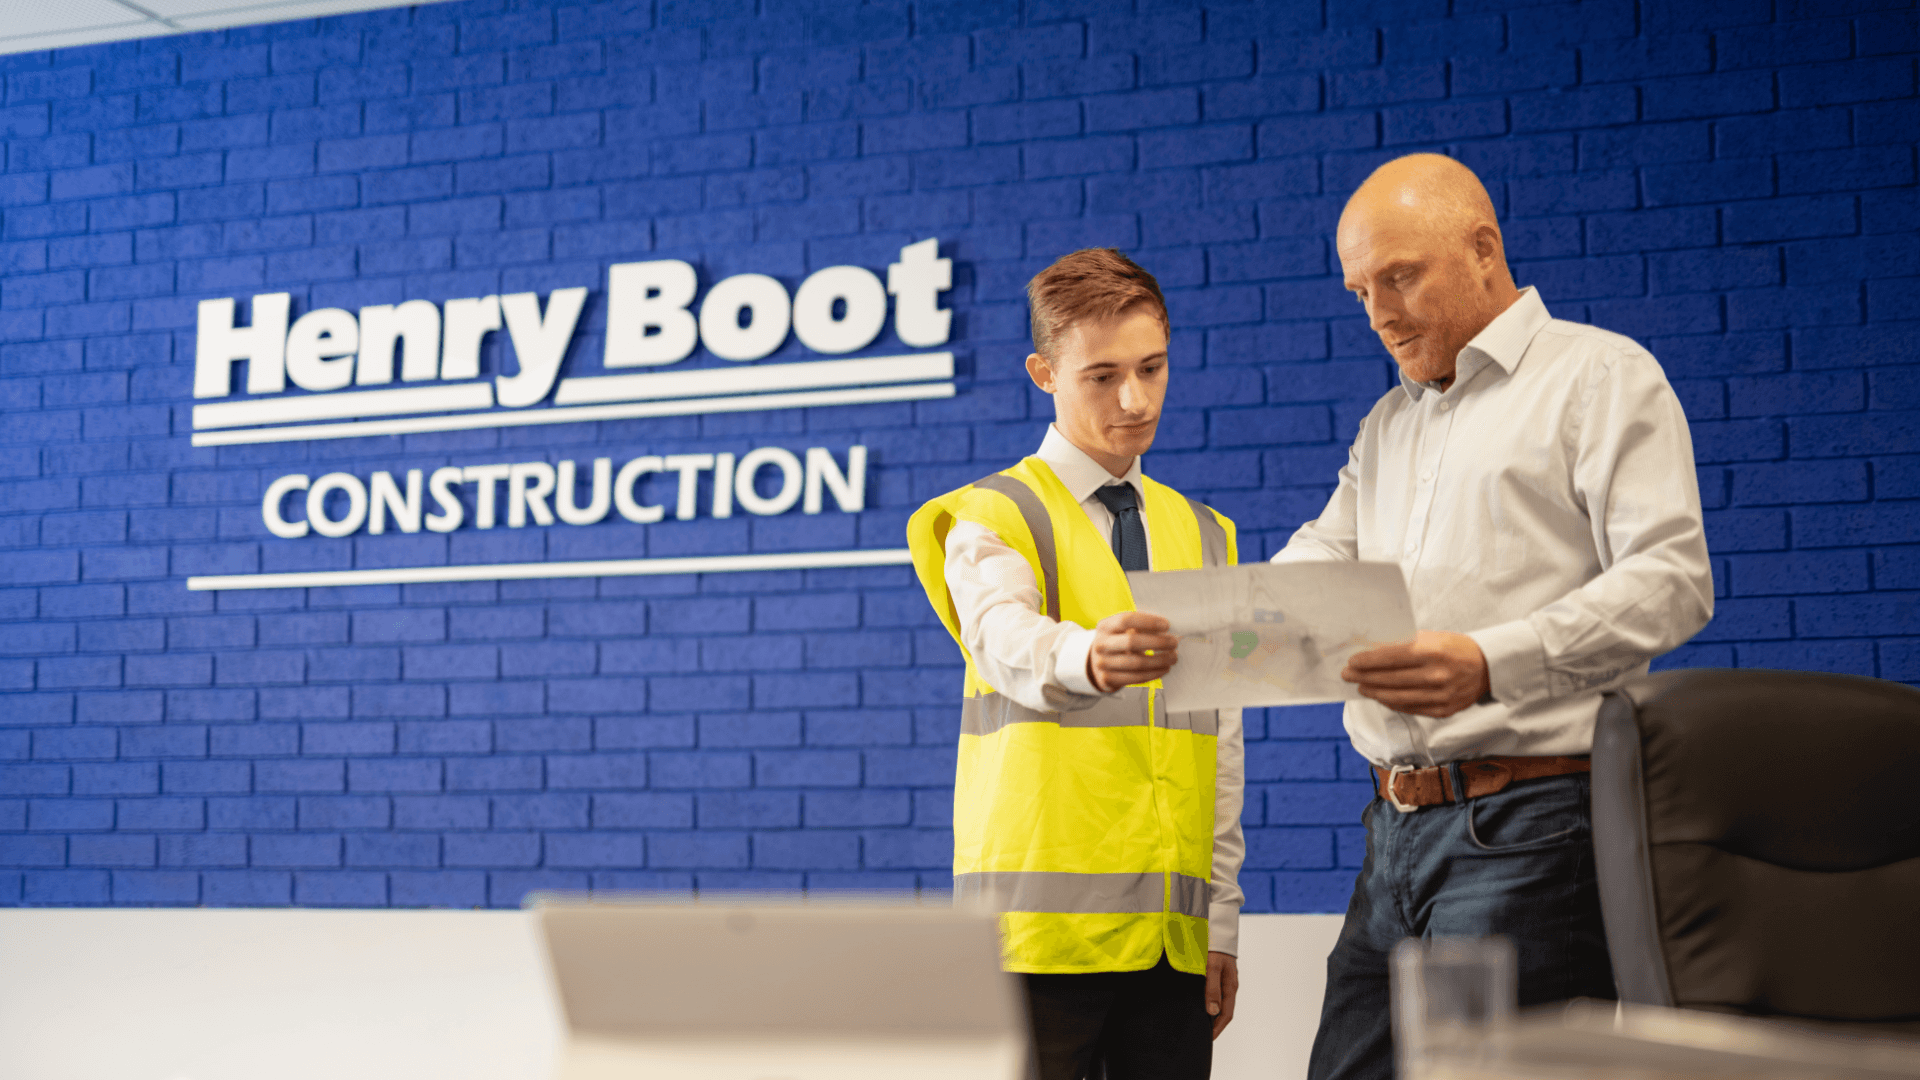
{"left": 1208, "top": 901, "right": 1240, "bottom": 957}
{"left": 1054, "top": 626, "right": 1100, "bottom": 697}
{"left": 1467, "top": 618, "right": 1549, "bottom": 707}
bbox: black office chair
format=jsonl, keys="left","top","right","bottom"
{"left": 1592, "top": 668, "right": 1920, "bottom": 1033}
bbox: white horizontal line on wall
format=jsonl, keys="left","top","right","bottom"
{"left": 185, "top": 548, "right": 916, "bottom": 591}
{"left": 192, "top": 382, "right": 497, "bottom": 429}
{"left": 553, "top": 352, "right": 954, "bottom": 405}
{"left": 189, "top": 380, "right": 956, "bottom": 446}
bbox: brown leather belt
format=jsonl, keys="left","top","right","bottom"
{"left": 1372, "top": 755, "right": 1591, "bottom": 812}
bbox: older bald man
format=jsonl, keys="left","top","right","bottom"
{"left": 1274, "top": 154, "right": 1713, "bottom": 1080}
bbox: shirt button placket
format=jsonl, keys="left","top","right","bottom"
{"left": 1405, "top": 392, "right": 1457, "bottom": 568}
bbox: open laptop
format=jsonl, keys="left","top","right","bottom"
{"left": 534, "top": 897, "right": 1029, "bottom": 1080}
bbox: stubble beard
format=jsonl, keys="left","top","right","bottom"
{"left": 1390, "top": 338, "right": 1454, "bottom": 385}
{"left": 1389, "top": 302, "right": 1480, "bottom": 385}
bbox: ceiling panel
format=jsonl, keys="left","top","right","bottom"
{"left": 0, "top": 0, "right": 446, "bottom": 56}
{"left": 168, "top": 0, "right": 446, "bottom": 28}
{"left": 0, "top": 0, "right": 152, "bottom": 39}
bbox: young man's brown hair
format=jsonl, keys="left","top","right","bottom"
{"left": 1026, "top": 248, "right": 1170, "bottom": 358}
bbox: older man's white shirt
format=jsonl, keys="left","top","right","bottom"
{"left": 1273, "top": 287, "right": 1714, "bottom": 767}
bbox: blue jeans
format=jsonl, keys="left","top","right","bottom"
{"left": 1306, "top": 772, "right": 1616, "bottom": 1080}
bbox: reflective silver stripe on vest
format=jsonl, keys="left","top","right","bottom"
{"left": 962, "top": 687, "right": 1150, "bottom": 737}
{"left": 972, "top": 473, "right": 1060, "bottom": 621}
{"left": 955, "top": 870, "right": 1212, "bottom": 919}
{"left": 1171, "top": 873, "right": 1211, "bottom": 920}
{"left": 1184, "top": 495, "right": 1229, "bottom": 568}
{"left": 962, "top": 690, "right": 1218, "bottom": 737}
{"left": 1160, "top": 707, "right": 1220, "bottom": 736}
{"left": 1166, "top": 499, "right": 1224, "bottom": 737}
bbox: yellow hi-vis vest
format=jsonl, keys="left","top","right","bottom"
{"left": 906, "top": 456, "right": 1238, "bottom": 976}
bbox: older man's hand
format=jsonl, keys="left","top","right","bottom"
{"left": 1343, "top": 630, "right": 1490, "bottom": 718}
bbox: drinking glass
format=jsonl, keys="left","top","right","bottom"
{"left": 1390, "top": 936, "right": 1517, "bottom": 1080}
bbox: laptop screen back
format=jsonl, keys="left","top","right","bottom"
{"left": 538, "top": 901, "right": 1022, "bottom": 1043}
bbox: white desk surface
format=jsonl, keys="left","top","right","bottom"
{"left": 0, "top": 908, "right": 1341, "bottom": 1080}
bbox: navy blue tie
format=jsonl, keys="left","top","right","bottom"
{"left": 1093, "top": 483, "right": 1149, "bottom": 572}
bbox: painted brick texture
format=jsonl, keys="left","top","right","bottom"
{"left": 0, "top": 0, "right": 1916, "bottom": 913}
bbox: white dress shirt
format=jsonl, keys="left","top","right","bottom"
{"left": 944, "top": 425, "right": 1248, "bottom": 955}
{"left": 1273, "top": 288, "right": 1714, "bottom": 766}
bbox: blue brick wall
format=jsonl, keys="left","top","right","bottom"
{"left": 0, "top": 0, "right": 1915, "bottom": 912}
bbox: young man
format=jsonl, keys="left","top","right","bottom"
{"left": 907, "top": 249, "right": 1246, "bottom": 1080}
{"left": 1278, "top": 154, "right": 1714, "bottom": 1080}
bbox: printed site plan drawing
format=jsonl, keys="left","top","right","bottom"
{"left": 1128, "top": 562, "right": 1417, "bottom": 712}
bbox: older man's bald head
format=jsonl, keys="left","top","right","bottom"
{"left": 1334, "top": 154, "right": 1521, "bottom": 387}
{"left": 1339, "top": 153, "right": 1503, "bottom": 254}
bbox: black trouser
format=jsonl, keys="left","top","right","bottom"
{"left": 1307, "top": 772, "right": 1616, "bottom": 1080}
{"left": 1025, "top": 954, "right": 1212, "bottom": 1080}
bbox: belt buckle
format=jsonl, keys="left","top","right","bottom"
{"left": 1385, "top": 764, "right": 1419, "bottom": 813}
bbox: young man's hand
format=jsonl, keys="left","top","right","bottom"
{"left": 1085, "top": 611, "right": 1179, "bottom": 692}
{"left": 1206, "top": 950, "right": 1238, "bottom": 1039}
{"left": 1342, "top": 630, "right": 1490, "bottom": 717}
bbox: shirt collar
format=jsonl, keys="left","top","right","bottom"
{"left": 1399, "top": 286, "right": 1552, "bottom": 400}
{"left": 1038, "top": 424, "right": 1143, "bottom": 503}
